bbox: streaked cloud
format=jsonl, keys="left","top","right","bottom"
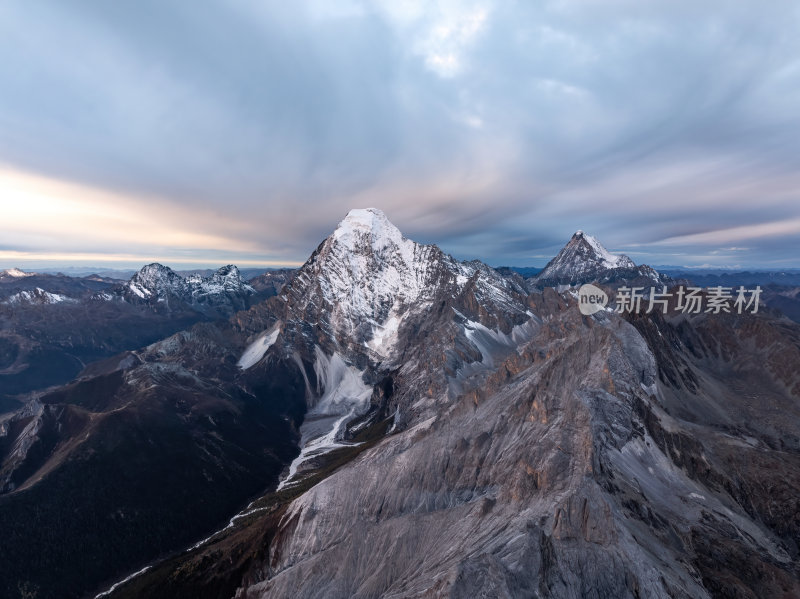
{"left": 653, "top": 219, "right": 800, "bottom": 247}
{"left": 0, "top": 167, "right": 291, "bottom": 266}
{"left": 0, "top": 0, "right": 798, "bottom": 269}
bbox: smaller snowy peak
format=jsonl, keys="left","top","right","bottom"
{"left": 534, "top": 231, "right": 653, "bottom": 287}
{"left": 111, "top": 262, "right": 255, "bottom": 316}
{"left": 126, "top": 263, "right": 255, "bottom": 298}
{"left": 206, "top": 265, "right": 246, "bottom": 290}
{"left": 0, "top": 268, "right": 34, "bottom": 280}
{"left": 215, "top": 264, "right": 241, "bottom": 279}
{"left": 128, "top": 263, "right": 185, "bottom": 299}
{"left": 185, "top": 265, "right": 241, "bottom": 284}
{"left": 4, "top": 287, "right": 75, "bottom": 305}
{"left": 570, "top": 231, "right": 635, "bottom": 270}
{"left": 133, "top": 263, "right": 182, "bottom": 283}
{"left": 189, "top": 265, "right": 255, "bottom": 299}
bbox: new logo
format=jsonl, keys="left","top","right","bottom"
{"left": 578, "top": 283, "right": 608, "bottom": 315}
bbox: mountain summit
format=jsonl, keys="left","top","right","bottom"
{"left": 283, "top": 207, "right": 527, "bottom": 363}
{"left": 126, "top": 263, "right": 186, "bottom": 300}
{"left": 331, "top": 207, "right": 410, "bottom": 255}
{"left": 113, "top": 263, "right": 256, "bottom": 317}
{"left": 534, "top": 230, "right": 664, "bottom": 287}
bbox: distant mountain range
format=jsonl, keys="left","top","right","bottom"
{"left": 0, "top": 265, "right": 288, "bottom": 409}
{"left": 8, "top": 266, "right": 280, "bottom": 280}
{"left": 0, "top": 264, "right": 282, "bottom": 315}
{"left": 1, "top": 213, "right": 799, "bottom": 598}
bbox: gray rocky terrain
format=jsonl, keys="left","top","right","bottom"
{"left": 101, "top": 210, "right": 800, "bottom": 599}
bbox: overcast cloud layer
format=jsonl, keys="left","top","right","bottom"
{"left": 1, "top": 0, "right": 799, "bottom": 269}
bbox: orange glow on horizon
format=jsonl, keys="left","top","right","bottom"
{"left": 0, "top": 166, "right": 295, "bottom": 266}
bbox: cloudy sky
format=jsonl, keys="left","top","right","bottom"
{"left": 1, "top": 0, "right": 799, "bottom": 269}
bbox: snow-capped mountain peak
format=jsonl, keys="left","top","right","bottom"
{"left": 571, "top": 230, "right": 634, "bottom": 270}
{"left": 283, "top": 208, "right": 527, "bottom": 362}
{"left": 293, "top": 208, "right": 437, "bottom": 349}
{"left": 0, "top": 268, "right": 34, "bottom": 280}
{"left": 128, "top": 263, "right": 185, "bottom": 299}
{"left": 111, "top": 263, "right": 255, "bottom": 316}
{"left": 534, "top": 231, "right": 637, "bottom": 286}
{"left": 332, "top": 208, "right": 412, "bottom": 255}
{"left": 204, "top": 265, "right": 249, "bottom": 291}
{"left": 532, "top": 230, "right": 668, "bottom": 287}
{"left": 190, "top": 265, "right": 255, "bottom": 299}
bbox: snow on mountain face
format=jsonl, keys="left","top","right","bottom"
{"left": 127, "top": 264, "right": 186, "bottom": 299}
{"left": 284, "top": 208, "right": 526, "bottom": 361}
{"left": 120, "top": 263, "right": 255, "bottom": 310}
{"left": 534, "top": 230, "right": 657, "bottom": 287}
{"left": 325, "top": 208, "right": 436, "bottom": 308}
{"left": 4, "top": 287, "right": 75, "bottom": 305}
{"left": 575, "top": 230, "right": 635, "bottom": 269}
{"left": 188, "top": 265, "right": 255, "bottom": 299}
{"left": 275, "top": 347, "right": 373, "bottom": 491}
{"left": 238, "top": 322, "right": 282, "bottom": 370}
{"left": 313, "top": 208, "right": 439, "bottom": 333}
{"left": 246, "top": 209, "right": 530, "bottom": 491}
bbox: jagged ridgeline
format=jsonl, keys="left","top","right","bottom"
{"left": 1, "top": 209, "right": 799, "bottom": 599}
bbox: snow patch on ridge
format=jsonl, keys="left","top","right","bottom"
{"left": 238, "top": 323, "right": 281, "bottom": 370}
{"left": 4, "top": 288, "right": 75, "bottom": 305}
{"left": 367, "top": 312, "right": 403, "bottom": 358}
{"left": 463, "top": 317, "right": 539, "bottom": 367}
{"left": 128, "top": 282, "right": 151, "bottom": 299}
{"left": 94, "top": 566, "right": 152, "bottom": 598}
